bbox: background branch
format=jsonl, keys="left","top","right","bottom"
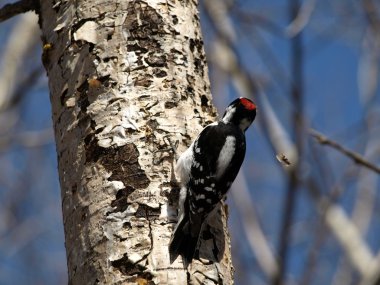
{"left": 310, "top": 129, "right": 380, "bottom": 175}
{"left": 0, "top": 0, "right": 37, "bottom": 23}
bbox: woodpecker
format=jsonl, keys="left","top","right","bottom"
{"left": 169, "top": 97, "right": 257, "bottom": 266}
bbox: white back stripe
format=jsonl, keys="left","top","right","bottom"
{"left": 216, "top": 136, "right": 236, "bottom": 179}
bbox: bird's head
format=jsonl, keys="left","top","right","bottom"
{"left": 222, "top": 97, "right": 257, "bottom": 131}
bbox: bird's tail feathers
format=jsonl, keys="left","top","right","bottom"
{"left": 169, "top": 216, "right": 201, "bottom": 267}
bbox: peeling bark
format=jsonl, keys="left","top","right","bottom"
{"left": 39, "top": 0, "right": 233, "bottom": 284}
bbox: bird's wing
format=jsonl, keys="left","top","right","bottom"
{"left": 187, "top": 122, "right": 245, "bottom": 216}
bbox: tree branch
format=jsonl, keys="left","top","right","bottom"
{"left": 310, "top": 129, "right": 380, "bottom": 175}
{"left": 0, "top": 0, "right": 37, "bottom": 23}
{"left": 231, "top": 173, "right": 278, "bottom": 278}
{"left": 307, "top": 179, "right": 378, "bottom": 281}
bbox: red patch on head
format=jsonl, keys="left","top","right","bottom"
{"left": 240, "top": 98, "right": 256, "bottom": 110}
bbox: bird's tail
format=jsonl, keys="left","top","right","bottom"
{"left": 169, "top": 215, "right": 202, "bottom": 267}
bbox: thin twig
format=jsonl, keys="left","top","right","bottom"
{"left": 0, "top": 128, "right": 53, "bottom": 151}
{"left": 310, "top": 129, "right": 380, "bottom": 175}
{"left": 233, "top": 9, "right": 284, "bottom": 37}
{"left": 285, "top": 0, "right": 316, "bottom": 37}
{"left": 0, "top": 0, "right": 37, "bottom": 23}
{"left": 362, "top": 0, "right": 380, "bottom": 33}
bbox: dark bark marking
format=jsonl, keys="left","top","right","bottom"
{"left": 126, "top": 43, "right": 148, "bottom": 53}
{"left": 186, "top": 85, "right": 194, "bottom": 95}
{"left": 201, "top": 94, "right": 209, "bottom": 107}
{"left": 123, "top": 1, "right": 177, "bottom": 84}
{"left": 164, "top": 101, "right": 178, "bottom": 109}
{"left": 134, "top": 76, "right": 153, "bottom": 87}
{"left": 110, "top": 186, "right": 136, "bottom": 213}
{"left": 145, "top": 54, "right": 166, "bottom": 67}
{"left": 135, "top": 204, "right": 160, "bottom": 221}
{"left": 102, "top": 144, "right": 150, "bottom": 189}
{"left": 85, "top": 136, "right": 108, "bottom": 162}
{"left": 172, "top": 15, "right": 178, "bottom": 25}
{"left": 111, "top": 253, "right": 147, "bottom": 275}
{"left": 124, "top": 1, "right": 164, "bottom": 40}
{"left": 194, "top": 57, "right": 203, "bottom": 75}
{"left": 76, "top": 79, "right": 90, "bottom": 112}
{"left": 153, "top": 68, "right": 167, "bottom": 78}
{"left": 60, "top": 87, "right": 68, "bottom": 106}
{"left": 85, "top": 138, "right": 150, "bottom": 189}
{"left": 189, "top": 38, "right": 205, "bottom": 76}
{"left": 71, "top": 183, "right": 77, "bottom": 194}
{"left": 146, "top": 119, "right": 159, "bottom": 129}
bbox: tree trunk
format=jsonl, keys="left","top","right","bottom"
{"left": 39, "top": 0, "right": 233, "bottom": 284}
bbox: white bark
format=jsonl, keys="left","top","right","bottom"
{"left": 39, "top": 0, "right": 233, "bottom": 284}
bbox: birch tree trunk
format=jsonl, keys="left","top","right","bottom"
{"left": 39, "top": 0, "right": 233, "bottom": 284}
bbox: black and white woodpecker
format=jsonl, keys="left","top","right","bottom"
{"left": 169, "top": 97, "right": 257, "bottom": 267}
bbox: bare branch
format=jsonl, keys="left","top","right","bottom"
{"left": 0, "top": 0, "right": 37, "bottom": 23}
{"left": 286, "top": 0, "right": 317, "bottom": 37}
{"left": 324, "top": 203, "right": 375, "bottom": 277}
{"left": 307, "top": 179, "right": 379, "bottom": 281}
{"left": 0, "top": 128, "right": 53, "bottom": 151}
{"left": 358, "top": 252, "right": 380, "bottom": 285}
{"left": 0, "top": 13, "right": 39, "bottom": 111}
{"left": 362, "top": 0, "right": 380, "bottom": 33}
{"left": 231, "top": 173, "right": 278, "bottom": 279}
{"left": 310, "top": 129, "right": 380, "bottom": 175}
